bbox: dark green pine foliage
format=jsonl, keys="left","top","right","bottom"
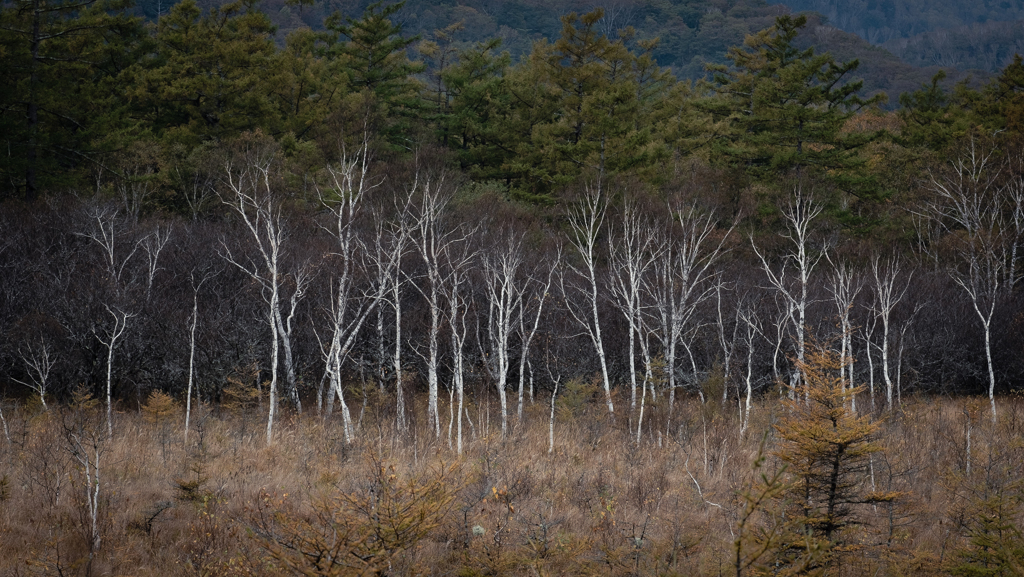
{"left": 896, "top": 71, "right": 966, "bottom": 152}
{"left": 502, "top": 9, "right": 675, "bottom": 203}
{"left": 419, "top": 20, "right": 464, "bottom": 136}
{"left": 951, "top": 489, "right": 1024, "bottom": 577}
{"left": 971, "top": 55, "right": 1024, "bottom": 150}
{"left": 949, "top": 447, "right": 1024, "bottom": 577}
{"left": 896, "top": 56, "right": 1024, "bottom": 157}
{"left": 512, "top": 9, "right": 636, "bottom": 194}
{"left": 0, "top": 0, "right": 145, "bottom": 201}
{"left": 268, "top": 27, "right": 347, "bottom": 143}
{"left": 324, "top": 0, "right": 425, "bottom": 151}
{"left": 705, "top": 15, "right": 883, "bottom": 199}
{"left": 126, "top": 0, "right": 280, "bottom": 149}
{"left": 439, "top": 37, "right": 512, "bottom": 179}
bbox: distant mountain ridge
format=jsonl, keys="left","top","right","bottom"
{"left": 778, "top": 0, "right": 1024, "bottom": 72}
{"left": 143, "top": 0, "right": 997, "bottom": 101}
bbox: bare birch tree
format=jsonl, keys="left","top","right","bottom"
{"left": 562, "top": 187, "right": 615, "bottom": 415}
{"left": 97, "top": 304, "right": 134, "bottom": 438}
{"left": 64, "top": 404, "right": 104, "bottom": 572}
{"left": 737, "top": 297, "right": 762, "bottom": 434}
{"left": 648, "top": 203, "right": 731, "bottom": 431}
{"left": 14, "top": 337, "right": 56, "bottom": 410}
{"left": 370, "top": 200, "right": 413, "bottom": 432}
{"left": 315, "top": 140, "right": 385, "bottom": 442}
{"left": 752, "top": 189, "right": 825, "bottom": 399}
{"left": 78, "top": 205, "right": 143, "bottom": 294}
{"left": 714, "top": 280, "right": 741, "bottom": 405}
{"left": 446, "top": 245, "right": 473, "bottom": 454}
{"left": 140, "top": 225, "right": 171, "bottom": 302}
{"left": 828, "top": 259, "right": 863, "bottom": 410}
{"left": 515, "top": 249, "right": 557, "bottom": 421}
{"left": 922, "top": 136, "right": 1022, "bottom": 421}
{"left": 409, "top": 173, "right": 470, "bottom": 437}
{"left": 860, "top": 305, "right": 879, "bottom": 412}
{"left": 870, "top": 255, "right": 911, "bottom": 412}
{"left": 482, "top": 231, "right": 527, "bottom": 437}
{"left": 219, "top": 142, "right": 300, "bottom": 444}
{"left": 184, "top": 267, "right": 217, "bottom": 445}
{"left": 607, "top": 201, "right": 661, "bottom": 411}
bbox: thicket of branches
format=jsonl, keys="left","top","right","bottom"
{"left": 2, "top": 126, "right": 1023, "bottom": 441}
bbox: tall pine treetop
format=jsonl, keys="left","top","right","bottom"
{"left": 705, "top": 15, "right": 884, "bottom": 199}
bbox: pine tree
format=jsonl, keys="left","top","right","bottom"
{"left": 439, "top": 37, "right": 512, "bottom": 179}
{"left": 503, "top": 9, "right": 674, "bottom": 201}
{"left": 896, "top": 71, "right": 969, "bottom": 152}
{"left": 952, "top": 489, "right": 1024, "bottom": 577}
{"left": 948, "top": 417, "right": 1024, "bottom": 577}
{"left": 269, "top": 27, "right": 347, "bottom": 142}
{"left": 127, "top": 0, "right": 279, "bottom": 148}
{"left": 768, "top": 339, "right": 898, "bottom": 572}
{"left": 705, "top": 15, "right": 883, "bottom": 198}
{"left": 0, "top": 0, "right": 144, "bottom": 200}
{"left": 324, "top": 0, "right": 425, "bottom": 151}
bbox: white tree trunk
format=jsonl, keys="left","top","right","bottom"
{"left": 483, "top": 233, "right": 526, "bottom": 437}
{"left": 608, "top": 203, "right": 660, "bottom": 412}
{"left": 185, "top": 288, "right": 198, "bottom": 444}
{"left": 563, "top": 187, "right": 615, "bottom": 415}
{"left": 410, "top": 175, "right": 471, "bottom": 437}
{"left": 871, "top": 255, "right": 910, "bottom": 412}
{"left": 650, "top": 203, "right": 732, "bottom": 434}
{"left": 752, "top": 189, "right": 824, "bottom": 400}
{"left": 447, "top": 269, "right": 469, "bottom": 454}
{"left": 516, "top": 257, "right": 555, "bottom": 422}
{"left": 219, "top": 145, "right": 290, "bottom": 445}
{"left": 100, "top": 305, "right": 133, "bottom": 438}
{"left": 549, "top": 378, "right": 560, "bottom": 455}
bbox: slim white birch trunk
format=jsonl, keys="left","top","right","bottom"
{"left": 608, "top": 202, "right": 661, "bottom": 411}
{"left": 99, "top": 305, "right": 133, "bottom": 438}
{"left": 862, "top": 313, "right": 878, "bottom": 412}
{"left": 219, "top": 144, "right": 289, "bottom": 445}
{"left": 184, "top": 270, "right": 214, "bottom": 445}
{"left": 648, "top": 204, "right": 732, "bottom": 434}
{"left": 317, "top": 140, "right": 386, "bottom": 443}
{"left": 14, "top": 338, "right": 55, "bottom": 410}
{"left": 562, "top": 187, "right": 614, "bottom": 415}
{"left": 923, "top": 136, "right": 1018, "bottom": 423}
{"left": 828, "top": 260, "right": 862, "bottom": 410}
{"left": 483, "top": 232, "right": 527, "bottom": 437}
{"left": 410, "top": 175, "right": 472, "bottom": 437}
{"left": 752, "top": 189, "right": 824, "bottom": 400}
{"left": 737, "top": 299, "right": 761, "bottom": 434}
{"left": 516, "top": 258, "right": 555, "bottom": 421}
{"left": 870, "top": 255, "right": 910, "bottom": 412}
{"left": 447, "top": 264, "right": 470, "bottom": 454}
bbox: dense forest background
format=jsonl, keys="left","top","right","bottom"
{"left": 3, "top": 0, "right": 1024, "bottom": 430}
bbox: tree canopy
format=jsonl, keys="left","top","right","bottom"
{"left": 704, "top": 15, "right": 884, "bottom": 198}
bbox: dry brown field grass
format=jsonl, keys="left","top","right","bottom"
{"left": 0, "top": 388, "right": 1022, "bottom": 576}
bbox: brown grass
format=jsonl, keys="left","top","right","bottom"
{"left": 0, "top": 390, "right": 1021, "bottom": 576}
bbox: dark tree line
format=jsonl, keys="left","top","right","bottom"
{"left": 1, "top": 127, "right": 1022, "bottom": 443}
{"left": 3, "top": 0, "right": 1022, "bottom": 207}
{"left": 3, "top": 3, "right": 1024, "bottom": 441}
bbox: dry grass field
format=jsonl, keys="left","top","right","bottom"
{"left": 0, "top": 381, "right": 1022, "bottom": 577}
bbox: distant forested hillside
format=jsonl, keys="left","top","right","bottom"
{"left": 779, "top": 0, "right": 1024, "bottom": 72}
{"left": 131, "top": 0, "right": 990, "bottom": 99}
{"left": 780, "top": 0, "right": 1024, "bottom": 42}
{"left": 158, "top": 0, "right": 790, "bottom": 79}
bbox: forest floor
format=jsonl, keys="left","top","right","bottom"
{"left": 0, "top": 388, "right": 1020, "bottom": 576}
